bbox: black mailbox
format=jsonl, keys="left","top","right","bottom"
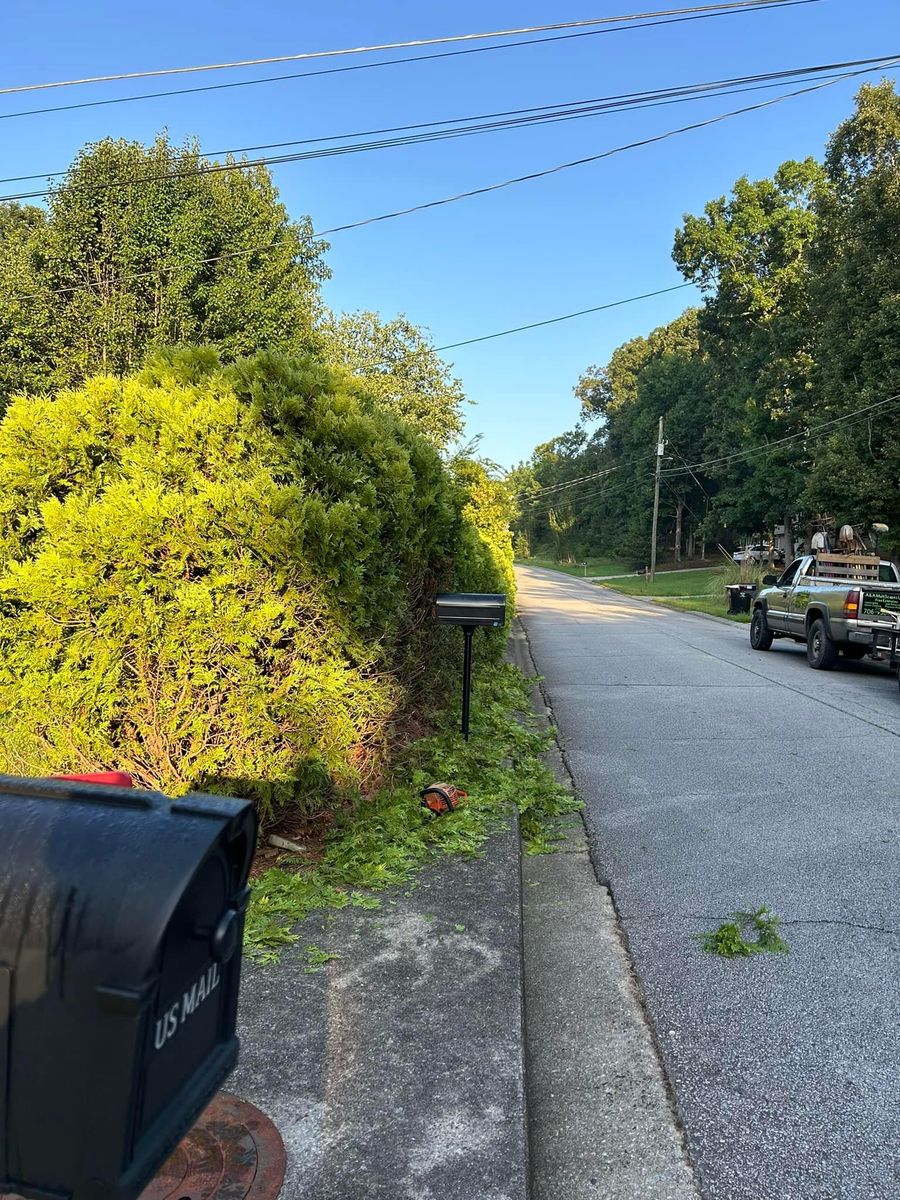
{"left": 0, "top": 775, "right": 257, "bottom": 1200}
{"left": 433, "top": 593, "right": 507, "bottom": 628}
{"left": 433, "top": 592, "right": 507, "bottom": 740}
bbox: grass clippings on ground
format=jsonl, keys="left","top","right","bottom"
{"left": 246, "top": 663, "right": 580, "bottom": 962}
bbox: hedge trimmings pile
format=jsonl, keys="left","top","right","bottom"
{"left": 702, "top": 906, "right": 790, "bottom": 957}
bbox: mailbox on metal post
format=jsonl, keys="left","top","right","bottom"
{"left": 0, "top": 774, "right": 257, "bottom": 1200}
{"left": 433, "top": 593, "right": 507, "bottom": 740}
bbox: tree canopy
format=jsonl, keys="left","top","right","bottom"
{"left": 0, "top": 134, "right": 328, "bottom": 405}
{"left": 319, "top": 310, "right": 466, "bottom": 450}
{"left": 0, "top": 134, "right": 471, "bottom": 451}
{"left": 513, "top": 81, "right": 900, "bottom": 565}
{"left": 805, "top": 82, "right": 900, "bottom": 528}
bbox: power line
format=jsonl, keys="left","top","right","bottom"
{"left": 314, "top": 67, "right": 888, "bottom": 238}
{"left": 531, "top": 446, "right": 664, "bottom": 497}
{"left": 662, "top": 476, "right": 705, "bottom": 525}
{"left": 660, "top": 393, "right": 900, "bottom": 478}
{"left": 527, "top": 396, "right": 900, "bottom": 520}
{"left": 7, "top": 53, "right": 892, "bottom": 197}
{"left": 0, "top": 3, "right": 801, "bottom": 96}
{"left": 539, "top": 400, "right": 900, "bottom": 507}
{"left": 434, "top": 284, "right": 694, "bottom": 352}
{"left": 533, "top": 467, "right": 631, "bottom": 498}
{"left": 666, "top": 440, "right": 712, "bottom": 495}
{"left": 527, "top": 470, "right": 658, "bottom": 518}
{"left": 5, "top": 63, "right": 886, "bottom": 308}
{"left": 367, "top": 283, "right": 697, "bottom": 384}
{"left": 5, "top": 57, "right": 873, "bottom": 187}
{"left": 0, "top": 3, "right": 815, "bottom": 126}
{"left": 530, "top": 431, "right": 699, "bottom": 506}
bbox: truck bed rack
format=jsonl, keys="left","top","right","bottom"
{"left": 815, "top": 553, "right": 881, "bottom": 581}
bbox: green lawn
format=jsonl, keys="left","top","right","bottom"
{"left": 516, "top": 556, "right": 627, "bottom": 578}
{"left": 600, "top": 567, "right": 719, "bottom": 596}
{"left": 598, "top": 566, "right": 752, "bottom": 623}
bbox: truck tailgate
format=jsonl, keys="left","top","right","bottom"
{"left": 860, "top": 587, "right": 900, "bottom": 617}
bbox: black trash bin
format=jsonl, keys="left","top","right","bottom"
{"left": 0, "top": 775, "right": 257, "bottom": 1200}
{"left": 725, "top": 583, "right": 757, "bottom": 613}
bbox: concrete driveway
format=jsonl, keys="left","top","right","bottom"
{"left": 515, "top": 565, "right": 900, "bottom": 1200}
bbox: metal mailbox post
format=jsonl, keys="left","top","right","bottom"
{"left": 0, "top": 775, "right": 257, "bottom": 1200}
{"left": 433, "top": 593, "right": 507, "bottom": 740}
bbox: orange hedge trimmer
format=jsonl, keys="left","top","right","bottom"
{"left": 420, "top": 782, "right": 467, "bottom": 816}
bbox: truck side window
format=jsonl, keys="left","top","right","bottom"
{"left": 777, "top": 559, "right": 803, "bottom": 587}
{"left": 879, "top": 563, "right": 899, "bottom": 583}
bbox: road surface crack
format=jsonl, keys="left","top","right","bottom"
{"left": 680, "top": 914, "right": 899, "bottom": 938}
{"left": 781, "top": 918, "right": 900, "bottom": 937}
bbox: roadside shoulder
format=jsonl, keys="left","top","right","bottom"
{"left": 509, "top": 621, "right": 701, "bottom": 1200}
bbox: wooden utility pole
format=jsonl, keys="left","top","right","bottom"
{"left": 649, "top": 415, "right": 664, "bottom": 581}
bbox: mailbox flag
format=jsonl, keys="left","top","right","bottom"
{"left": 54, "top": 771, "right": 134, "bottom": 787}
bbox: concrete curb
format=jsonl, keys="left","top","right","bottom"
{"left": 233, "top": 819, "right": 529, "bottom": 1199}
{"left": 509, "top": 619, "right": 701, "bottom": 1200}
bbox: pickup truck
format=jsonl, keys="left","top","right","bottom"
{"left": 750, "top": 552, "right": 900, "bottom": 670}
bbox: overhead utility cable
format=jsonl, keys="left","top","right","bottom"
{"left": 666, "top": 442, "right": 712, "bottom": 496}
{"left": 0, "top": 2, "right": 810, "bottom": 96}
{"left": 315, "top": 67, "right": 892, "bottom": 238}
{"left": 528, "top": 397, "right": 900, "bottom": 519}
{"left": 661, "top": 476, "right": 706, "bottom": 526}
{"left": 532, "top": 469, "right": 628, "bottom": 499}
{"left": 532, "top": 463, "right": 651, "bottom": 497}
{"left": 531, "top": 449, "right": 666, "bottom": 497}
{"left": 433, "top": 284, "right": 693, "bottom": 352}
{"left": 527, "top": 471, "right": 659, "bottom": 517}
{"left": 0, "top": 2, "right": 814, "bottom": 125}
{"left": 6, "top": 54, "right": 893, "bottom": 195}
{"left": 659, "top": 393, "right": 900, "bottom": 478}
{"left": 6, "top": 67, "right": 881, "bottom": 306}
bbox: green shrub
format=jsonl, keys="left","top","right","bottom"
{"left": 246, "top": 662, "right": 579, "bottom": 960}
{"left": 706, "top": 558, "right": 779, "bottom": 597}
{"left": 450, "top": 458, "right": 516, "bottom": 654}
{"left": 0, "top": 349, "right": 509, "bottom": 823}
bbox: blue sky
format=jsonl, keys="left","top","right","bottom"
{"left": 2, "top": 1, "right": 897, "bottom": 465}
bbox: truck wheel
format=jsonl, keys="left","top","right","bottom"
{"left": 807, "top": 618, "right": 839, "bottom": 670}
{"left": 841, "top": 645, "right": 867, "bottom": 660}
{"left": 750, "top": 607, "right": 774, "bottom": 651}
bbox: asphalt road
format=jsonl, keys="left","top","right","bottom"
{"left": 515, "top": 565, "right": 900, "bottom": 1200}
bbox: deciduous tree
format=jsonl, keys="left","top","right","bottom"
{"left": 319, "top": 310, "right": 465, "bottom": 449}
{"left": 0, "top": 135, "right": 328, "bottom": 406}
{"left": 805, "top": 81, "right": 900, "bottom": 544}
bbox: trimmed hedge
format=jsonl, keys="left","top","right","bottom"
{"left": 0, "top": 350, "right": 512, "bottom": 823}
